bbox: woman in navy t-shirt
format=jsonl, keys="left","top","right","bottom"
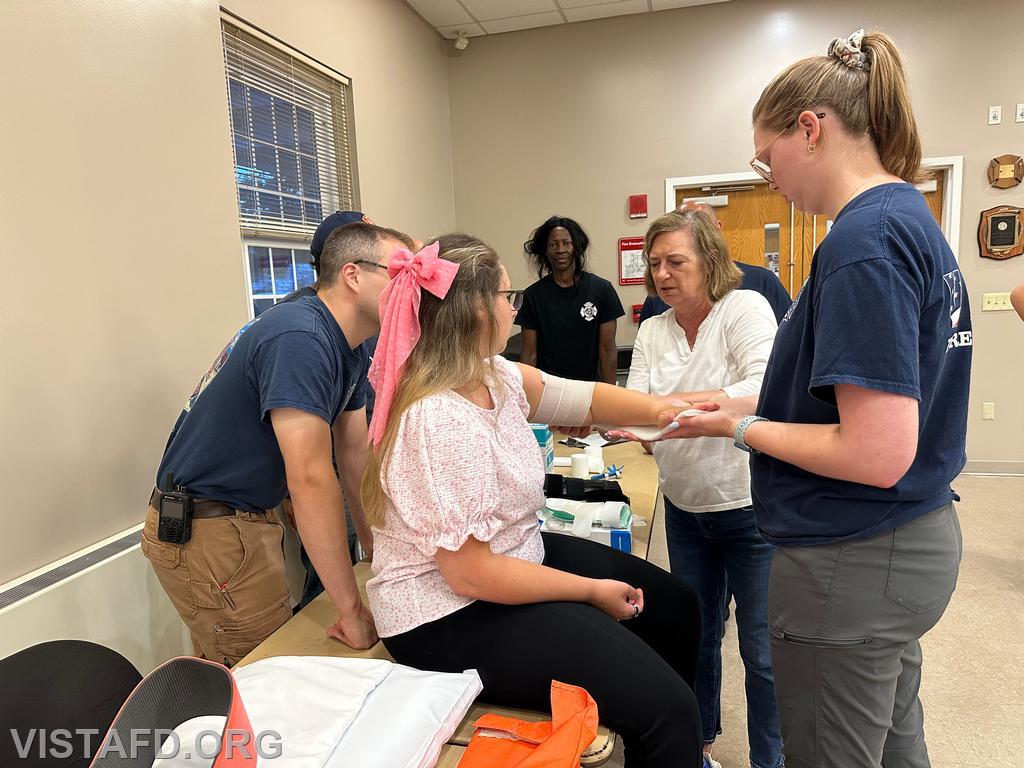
{"left": 626, "top": 30, "right": 971, "bottom": 768}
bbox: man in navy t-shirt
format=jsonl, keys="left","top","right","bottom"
{"left": 144, "top": 222, "right": 411, "bottom": 665}
{"left": 277, "top": 211, "right": 407, "bottom": 608}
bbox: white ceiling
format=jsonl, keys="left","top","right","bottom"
{"left": 406, "top": 0, "right": 732, "bottom": 39}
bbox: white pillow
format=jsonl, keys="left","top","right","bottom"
{"left": 232, "top": 656, "right": 481, "bottom": 768}
{"left": 336, "top": 663, "right": 482, "bottom": 768}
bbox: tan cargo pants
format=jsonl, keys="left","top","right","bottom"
{"left": 142, "top": 503, "right": 292, "bottom": 666}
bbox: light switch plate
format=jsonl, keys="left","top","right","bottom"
{"left": 982, "top": 292, "right": 1013, "bottom": 311}
{"left": 989, "top": 105, "right": 1002, "bottom": 125}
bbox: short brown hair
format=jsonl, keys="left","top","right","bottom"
{"left": 643, "top": 210, "right": 741, "bottom": 302}
{"left": 752, "top": 30, "right": 924, "bottom": 183}
{"left": 318, "top": 222, "right": 414, "bottom": 287}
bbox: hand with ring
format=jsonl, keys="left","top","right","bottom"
{"left": 589, "top": 579, "right": 644, "bottom": 621}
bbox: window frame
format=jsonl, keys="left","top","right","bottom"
{"left": 220, "top": 10, "right": 359, "bottom": 318}
{"left": 240, "top": 239, "right": 319, "bottom": 318}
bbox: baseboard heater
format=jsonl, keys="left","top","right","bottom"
{"left": 0, "top": 531, "right": 142, "bottom": 611}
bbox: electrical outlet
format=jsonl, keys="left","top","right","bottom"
{"left": 982, "top": 292, "right": 1013, "bottom": 311}
{"left": 989, "top": 105, "right": 1002, "bottom": 124}
{"left": 1017, "top": 103, "right": 1024, "bottom": 122}
{"left": 982, "top": 402, "right": 995, "bottom": 420}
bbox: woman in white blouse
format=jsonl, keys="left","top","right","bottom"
{"left": 626, "top": 209, "right": 783, "bottom": 768}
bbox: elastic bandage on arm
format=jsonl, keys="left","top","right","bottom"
{"left": 533, "top": 372, "right": 595, "bottom": 426}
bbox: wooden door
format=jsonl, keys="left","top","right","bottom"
{"left": 791, "top": 169, "right": 946, "bottom": 291}
{"left": 677, "top": 184, "right": 798, "bottom": 295}
{"left": 921, "top": 169, "right": 945, "bottom": 225}
{"left": 676, "top": 171, "right": 946, "bottom": 298}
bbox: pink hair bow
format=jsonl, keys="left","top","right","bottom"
{"left": 367, "top": 241, "right": 460, "bottom": 448}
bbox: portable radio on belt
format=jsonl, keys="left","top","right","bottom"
{"left": 157, "top": 473, "right": 193, "bottom": 544}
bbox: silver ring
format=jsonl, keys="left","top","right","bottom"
{"left": 632, "top": 604, "right": 640, "bottom": 618}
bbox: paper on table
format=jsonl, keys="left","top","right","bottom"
{"left": 580, "top": 432, "right": 612, "bottom": 447}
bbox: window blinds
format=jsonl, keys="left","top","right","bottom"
{"left": 221, "top": 18, "right": 354, "bottom": 239}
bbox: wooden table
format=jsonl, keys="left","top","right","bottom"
{"left": 237, "top": 435, "right": 661, "bottom": 766}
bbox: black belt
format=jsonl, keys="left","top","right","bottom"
{"left": 149, "top": 488, "right": 267, "bottom": 519}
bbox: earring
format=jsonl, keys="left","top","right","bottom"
{"left": 808, "top": 143, "right": 816, "bottom": 153}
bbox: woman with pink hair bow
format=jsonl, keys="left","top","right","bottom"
{"left": 360, "top": 233, "right": 703, "bottom": 767}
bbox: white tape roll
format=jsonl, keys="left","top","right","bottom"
{"left": 584, "top": 445, "right": 603, "bottom": 473}
{"left": 570, "top": 453, "right": 590, "bottom": 479}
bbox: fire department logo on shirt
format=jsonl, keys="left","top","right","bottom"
{"left": 580, "top": 302, "right": 598, "bottom": 322}
{"left": 943, "top": 268, "right": 964, "bottom": 328}
{"left": 943, "top": 268, "right": 972, "bottom": 351}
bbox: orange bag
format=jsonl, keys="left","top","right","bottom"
{"left": 458, "top": 681, "right": 599, "bottom": 768}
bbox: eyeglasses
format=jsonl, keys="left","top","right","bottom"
{"left": 352, "top": 259, "right": 389, "bottom": 273}
{"left": 497, "top": 289, "right": 524, "bottom": 311}
{"left": 749, "top": 112, "right": 826, "bottom": 184}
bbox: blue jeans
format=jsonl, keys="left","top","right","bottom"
{"left": 664, "top": 498, "right": 784, "bottom": 768}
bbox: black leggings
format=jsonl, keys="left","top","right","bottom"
{"left": 382, "top": 533, "right": 703, "bottom": 767}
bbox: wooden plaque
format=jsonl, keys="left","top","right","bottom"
{"left": 987, "top": 154, "right": 1024, "bottom": 189}
{"left": 978, "top": 205, "right": 1024, "bottom": 260}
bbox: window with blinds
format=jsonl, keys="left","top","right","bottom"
{"left": 220, "top": 16, "right": 356, "bottom": 316}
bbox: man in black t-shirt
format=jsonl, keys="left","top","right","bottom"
{"left": 517, "top": 216, "right": 624, "bottom": 382}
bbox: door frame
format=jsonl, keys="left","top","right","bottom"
{"left": 663, "top": 155, "right": 964, "bottom": 259}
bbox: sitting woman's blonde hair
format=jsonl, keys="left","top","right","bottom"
{"left": 360, "top": 233, "right": 504, "bottom": 528}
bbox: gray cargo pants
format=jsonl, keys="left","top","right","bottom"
{"left": 769, "top": 503, "right": 962, "bottom": 768}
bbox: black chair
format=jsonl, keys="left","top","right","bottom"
{"left": 0, "top": 640, "right": 142, "bottom": 767}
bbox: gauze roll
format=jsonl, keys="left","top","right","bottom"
{"left": 570, "top": 453, "right": 590, "bottom": 479}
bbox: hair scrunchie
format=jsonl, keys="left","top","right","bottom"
{"left": 827, "top": 28, "right": 870, "bottom": 71}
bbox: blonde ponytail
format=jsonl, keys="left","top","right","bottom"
{"left": 752, "top": 30, "right": 925, "bottom": 183}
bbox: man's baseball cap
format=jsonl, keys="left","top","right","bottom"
{"left": 310, "top": 210, "right": 374, "bottom": 259}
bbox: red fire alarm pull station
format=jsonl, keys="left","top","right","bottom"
{"left": 632, "top": 303, "right": 643, "bottom": 323}
{"left": 629, "top": 194, "right": 648, "bottom": 219}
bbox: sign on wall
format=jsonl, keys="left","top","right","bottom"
{"left": 618, "top": 237, "right": 646, "bottom": 285}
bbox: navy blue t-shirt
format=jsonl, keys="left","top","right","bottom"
{"left": 752, "top": 183, "right": 972, "bottom": 546}
{"left": 734, "top": 262, "right": 792, "bottom": 322}
{"left": 280, "top": 285, "right": 377, "bottom": 418}
{"left": 156, "top": 296, "right": 369, "bottom": 512}
{"left": 638, "top": 262, "right": 792, "bottom": 324}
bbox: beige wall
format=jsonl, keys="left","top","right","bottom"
{"left": 2, "top": 0, "right": 1021, "bottom": 586}
{"left": 0, "top": 0, "right": 453, "bottom": 585}
{"left": 446, "top": 0, "right": 1024, "bottom": 469}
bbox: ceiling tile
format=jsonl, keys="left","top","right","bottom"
{"left": 436, "top": 22, "right": 488, "bottom": 38}
{"left": 557, "top": 0, "right": 636, "bottom": 8}
{"left": 479, "top": 11, "right": 566, "bottom": 33}
{"left": 407, "top": 0, "right": 474, "bottom": 26}
{"left": 651, "top": 0, "right": 729, "bottom": 10}
{"left": 461, "top": 0, "right": 558, "bottom": 21}
{"left": 562, "top": 0, "right": 648, "bottom": 22}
